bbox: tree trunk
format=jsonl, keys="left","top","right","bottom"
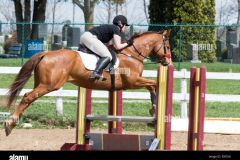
{"left": 237, "top": 0, "right": 240, "bottom": 46}
{"left": 125, "top": 0, "right": 127, "bottom": 16}
{"left": 24, "top": 0, "right": 31, "bottom": 44}
{"left": 143, "top": 0, "right": 149, "bottom": 24}
{"left": 13, "top": 0, "right": 23, "bottom": 43}
{"left": 108, "top": 0, "right": 112, "bottom": 24}
{"left": 51, "top": 0, "right": 57, "bottom": 44}
{"left": 31, "top": 0, "right": 47, "bottom": 40}
{"left": 116, "top": 2, "right": 118, "bottom": 15}
{"left": 237, "top": 0, "right": 240, "bottom": 24}
{"left": 84, "top": 0, "right": 96, "bottom": 31}
{"left": 73, "top": 0, "right": 98, "bottom": 31}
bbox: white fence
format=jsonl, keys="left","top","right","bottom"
{"left": 0, "top": 67, "right": 240, "bottom": 118}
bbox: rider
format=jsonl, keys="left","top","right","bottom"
{"left": 80, "top": 15, "right": 134, "bottom": 81}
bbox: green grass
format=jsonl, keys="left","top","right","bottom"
{"left": 1, "top": 101, "right": 240, "bottom": 132}
{"left": 1, "top": 58, "right": 240, "bottom": 72}
{"left": 1, "top": 74, "right": 240, "bottom": 95}
{"left": 143, "top": 61, "right": 240, "bottom": 72}
{"left": 0, "top": 57, "right": 240, "bottom": 131}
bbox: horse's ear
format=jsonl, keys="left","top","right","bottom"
{"left": 158, "top": 29, "right": 164, "bottom": 34}
{"left": 167, "top": 29, "right": 171, "bottom": 36}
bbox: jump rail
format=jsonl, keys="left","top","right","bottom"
{"left": 60, "top": 65, "right": 174, "bottom": 151}
{"left": 85, "top": 115, "right": 155, "bottom": 123}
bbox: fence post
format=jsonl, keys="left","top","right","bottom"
{"left": 180, "top": 69, "right": 187, "bottom": 119}
{"left": 21, "top": 23, "right": 24, "bottom": 66}
{"left": 178, "top": 25, "right": 182, "bottom": 71}
{"left": 56, "top": 87, "right": 63, "bottom": 116}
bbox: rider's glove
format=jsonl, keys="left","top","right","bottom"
{"left": 127, "top": 39, "right": 133, "bottom": 46}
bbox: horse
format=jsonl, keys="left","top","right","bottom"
{"left": 4, "top": 29, "right": 172, "bottom": 136}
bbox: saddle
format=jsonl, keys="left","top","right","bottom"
{"left": 78, "top": 44, "right": 117, "bottom": 70}
{"left": 78, "top": 44, "right": 118, "bottom": 92}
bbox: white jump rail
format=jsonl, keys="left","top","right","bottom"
{"left": 86, "top": 115, "right": 155, "bottom": 123}
{"left": 0, "top": 67, "right": 240, "bottom": 118}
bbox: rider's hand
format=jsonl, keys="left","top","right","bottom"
{"left": 127, "top": 39, "right": 133, "bottom": 46}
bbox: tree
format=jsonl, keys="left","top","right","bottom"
{"left": 45, "top": 0, "right": 66, "bottom": 44}
{"left": 13, "top": 0, "right": 47, "bottom": 43}
{"left": 73, "top": 0, "right": 126, "bottom": 30}
{"left": 148, "top": 0, "right": 167, "bottom": 32}
{"left": 0, "top": 0, "right": 16, "bottom": 33}
{"left": 95, "top": 0, "right": 114, "bottom": 24}
{"left": 143, "top": 0, "right": 149, "bottom": 24}
{"left": 30, "top": 0, "right": 47, "bottom": 40}
{"left": 73, "top": 0, "right": 99, "bottom": 31}
{"left": 216, "top": 0, "right": 235, "bottom": 40}
{"left": 148, "top": 0, "right": 166, "bottom": 24}
{"left": 113, "top": 0, "right": 124, "bottom": 15}
{"left": 237, "top": 0, "right": 240, "bottom": 24}
{"left": 107, "top": 0, "right": 112, "bottom": 23}
{"left": 149, "top": 0, "right": 216, "bottom": 63}
{"left": 147, "top": 0, "right": 167, "bottom": 61}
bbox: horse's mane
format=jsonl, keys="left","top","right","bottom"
{"left": 131, "top": 30, "right": 164, "bottom": 40}
{"left": 117, "top": 30, "right": 165, "bottom": 50}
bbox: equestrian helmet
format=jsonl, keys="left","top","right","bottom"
{"left": 113, "top": 15, "right": 129, "bottom": 26}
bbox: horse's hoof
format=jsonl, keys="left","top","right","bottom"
{"left": 149, "top": 108, "right": 155, "bottom": 117}
{"left": 4, "top": 121, "right": 11, "bottom": 136}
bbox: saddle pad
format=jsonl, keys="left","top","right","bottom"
{"left": 76, "top": 51, "right": 119, "bottom": 71}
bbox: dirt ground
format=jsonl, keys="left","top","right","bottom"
{"left": 0, "top": 128, "right": 240, "bottom": 150}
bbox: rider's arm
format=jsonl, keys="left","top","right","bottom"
{"left": 113, "top": 34, "right": 129, "bottom": 50}
{"left": 106, "top": 40, "right": 112, "bottom": 47}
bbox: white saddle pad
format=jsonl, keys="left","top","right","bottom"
{"left": 76, "top": 51, "right": 119, "bottom": 71}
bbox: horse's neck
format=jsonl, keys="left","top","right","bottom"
{"left": 122, "top": 39, "right": 154, "bottom": 59}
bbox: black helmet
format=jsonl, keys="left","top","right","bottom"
{"left": 113, "top": 15, "right": 129, "bottom": 26}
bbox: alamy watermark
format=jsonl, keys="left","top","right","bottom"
{"left": 0, "top": 114, "right": 19, "bottom": 124}
{"left": 193, "top": 42, "right": 213, "bottom": 52}
{"left": 9, "top": 154, "right": 28, "bottom": 160}
{"left": 164, "top": 115, "right": 181, "bottom": 122}
{"left": 28, "top": 42, "right": 48, "bottom": 51}
{"left": 110, "top": 68, "right": 130, "bottom": 76}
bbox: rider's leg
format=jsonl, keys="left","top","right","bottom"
{"left": 89, "top": 57, "right": 111, "bottom": 81}
{"left": 80, "top": 32, "right": 112, "bottom": 81}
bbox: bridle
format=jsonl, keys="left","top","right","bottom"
{"left": 118, "top": 33, "right": 171, "bottom": 66}
{"left": 151, "top": 33, "right": 171, "bottom": 66}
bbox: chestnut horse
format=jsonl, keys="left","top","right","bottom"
{"left": 4, "top": 29, "right": 172, "bottom": 136}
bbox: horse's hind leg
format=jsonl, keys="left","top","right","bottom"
{"left": 4, "top": 82, "right": 64, "bottom": 136}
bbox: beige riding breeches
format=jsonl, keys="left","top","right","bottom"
{"left": 80, "top": 32, "right": 112, "bottom": 60}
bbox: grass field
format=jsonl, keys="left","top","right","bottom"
{"left": 1, "top": 100, "right": 240, "bottom": 132}
{"left": 0, "top": 58, "right": 240, "bottom": 132}
{"left": 1, "top": 57, "right": 240, "bottom": 72}
{"left": 1, "top": 74, "right": 240, "bottom": 95}
{"left": 0, "top": 74, "right": 239, "bottom": 132}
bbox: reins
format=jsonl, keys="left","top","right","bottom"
{"left": 118, "top": 33, "right": 171, "bottom": 66}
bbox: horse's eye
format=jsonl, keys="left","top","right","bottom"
{"left": 167, "top": 46, "right": 170, "bottom": 49}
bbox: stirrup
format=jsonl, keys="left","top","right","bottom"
{"left": 90, "top": 72, "right": 107, "bottom": 81}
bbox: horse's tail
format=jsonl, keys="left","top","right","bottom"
{"left": 6, "top": 52, "right": 47, "bottom": 111}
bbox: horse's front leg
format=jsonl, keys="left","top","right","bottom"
{"left": 133, "top": 77, "right": 157, "bottom": 117}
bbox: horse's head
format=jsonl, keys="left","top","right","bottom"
{"left": 111, "top": 30, "right": 172, "bottom": 66}
{"left": 151, "top": 29, "right": 172, "bottom": 66}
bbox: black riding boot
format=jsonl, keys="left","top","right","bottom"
{"left": 90, "top": 57, "right": 111, "bottom": 81}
